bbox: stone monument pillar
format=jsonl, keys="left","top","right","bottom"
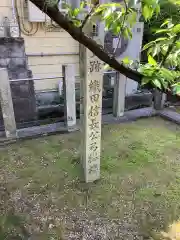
{"left": 153, "top": 89, "right": 166, "bottom": 110}
{"left": 0, "top": 68, "right": 17, "bottom": 138}
{"left": 62, "top": 64, "right": 76, "bottom": 129}
{"left": 113, "top": 73, "right": 126, "bottom": 117}
{"left": 80, "top": 17, "right": 105, "bottom": 182}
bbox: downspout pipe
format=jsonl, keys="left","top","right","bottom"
{"left": 11, "top": 0, "right": 20, "bottom": 37}
{"left": 11, "top": 0, "right": 17, "bottom": 22}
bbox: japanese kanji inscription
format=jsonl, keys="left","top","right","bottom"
{"left": 80, "top": 20, "right": 104, "bottom": 183}
{"left": 80, "top": 47, "right": 103, "bottom": 182}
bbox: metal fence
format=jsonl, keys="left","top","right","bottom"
{"left": 0, "top": 66, "right": 156, "bottom": 140}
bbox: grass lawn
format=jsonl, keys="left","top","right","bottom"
{"left": 1, "top": 117, "right": 180, "bottom": 239}
{"left": 175, "top": 106, "right": 180, "bottom": 114}
{"left": 168, "top": 105, "right": 180, "bottom": 114}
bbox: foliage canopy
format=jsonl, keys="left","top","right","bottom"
{"left": 31, "top": 0, "right": 180, "bottom": 94}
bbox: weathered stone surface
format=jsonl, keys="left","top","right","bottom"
{"left": 153, "top": 89, "right": 166, "bottom": 110}
{"left": 113, "top": 73, "right": 126, "bottom": 117}
{"left": 80, "top": 22, "right": 105, "bottom": 182}
{"left": 13, "top": 98, "right": 37, "bottom": 122}
{"left": 0, "top": 37, "right": 37, "bottom": 128}
{"left": 63, "top": 65, "right": 76, "bottom": 128}
{"left": 125, "top": 91, "right": 153, "bottom": 110}
{"left": 159, "top": 109, "right": 180, "bottom": 125}
{"left": 0, "top": 68, "right": 17, "bottom": 138}
{"left": 102, "top": 107, "right": 156, "bottom": 124}
{"left": 0, "top": 38, "right": 25, "bottom": 58}
{"left": 11, "top": 81, "right": 35, "bottom": 99}
{"left": 80, "top": 45, "right": 104, "bottom": 183}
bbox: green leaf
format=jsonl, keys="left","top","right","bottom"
{"left": 142, "top": 41, "right": 155, "bottom": 51}
{"left": 104, "top": 64, "right": 111, "bottom": 70}
{"left": 160, "top": 68, "right": 175, "bottom": 82}
{"left": 113, "top": 25, "right": 121, "bottom": 35}
{"left": 153, "top": 79, "right": 162, "bottom": 89}
{"left": 160, "top": 19, "right": 171, "bottom": 28}
{"left": 173, "top": 84, "right": 180, "bottom": 95}
{"left": 167, "top": 23, "right": 174, "bottom": 29}
{"left": 155, "top": 4, "right": 160, "bottom": 15}
{"left": 161, "top": 45, "right": 168, "bottom": 55}
{"left": 122, "top": 28, "right": 130, "bottom": 39}
{"left": 148, "top": 55, "right": 157, "bottom": 66}
{"left": 154, "top": 37, "right": 168, "bottom": 43}
{"left": 155, "top": 29, "right": 170, "bottom": 34}
{"left": 160, "top": 79, "right": 169, "bottom": 89}
{"left": 142, "top": 5, "right": 153, "bottom": 21}
{"left": 142, "top": 77, "right": 151, "bottom": 85}
{"left": 73, "top": 8, "right": 80, "bottom": 17}
{"left": 138, "top": 64, "right": 155, "bottom": 76}
{"left": 127, "top": 27, "right": 132, "bottom": 39}
{"left": 142, "top": 5, "right": 149, "bottom": 20}
{"left": 170, "top": 0, "right": 180, "bottom": 5}
{"left": 122, "top": 57, "right": 130, "bottom": 64}
{"left": 127, "top": 11, "right": 137, "bottom": 27}
{"left": 176, "top": 41, "right": 180, "bottom": 48}
{"left": 147, "top": 47, "right": 153, "bottom": 55}
{"left": 152, "top": 45, "right": 159, "bottom": 57}
{"left": 172, "top": 24, "right": 180, "bottom": 34}
{"left": 80, "top": 1, "right": 85, "bottom": 9}
{"left": 72, "top": 19, "right": 81, "bottom": 27}
{"left": 122, "top": 56, "right": 133, "bottom": 65}
{"left": 103, "top": 8, "right": 113, "bottom": 19}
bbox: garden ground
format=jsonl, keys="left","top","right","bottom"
{"left": 1, "top": 117, "right": 180, "bottom": 239}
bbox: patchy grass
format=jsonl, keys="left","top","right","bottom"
{"left": 168, "top": 105, "right": 180, "bottom": 114}
{"left": 175, "top": 106, "right": 180, "bottom": 114}
{"left": 1, "top": 117, "right": 180, "bottom": 239}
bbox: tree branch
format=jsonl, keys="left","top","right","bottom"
{"left": 81, "top": 1, "right": 99, "bottom": 29}
{"left": 30, "top": 0, "right": 143, "bottom": 83}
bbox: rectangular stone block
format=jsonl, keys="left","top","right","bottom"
{"left": 0, "top": 37, "right": 37, "bottom": 125}
{"left": 0, "top": 38, "right": 25, "bottom": 58}
{"left": 113, "top": 73, "right": 126, "bottom": 117}
{"left": 11, "top": 81, "right": 35, "bottom": 99}
{"left": 80, "top": 21, "right": 105, "bottom": 182}
{"left": 63, "top": 64, "right": 76, "bottom": 128}
{"left": 13, "top": 98, "right": 37, "bottom": 122}
{"left": 0, "top": 68, "right": 17, "bottom": 138}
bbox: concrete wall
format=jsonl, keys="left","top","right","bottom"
{"left": 0, "top": 0, "right": 151, "bottom": 116}
{"left": 0, "top": 0, "right": 79, "bottom": 91}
